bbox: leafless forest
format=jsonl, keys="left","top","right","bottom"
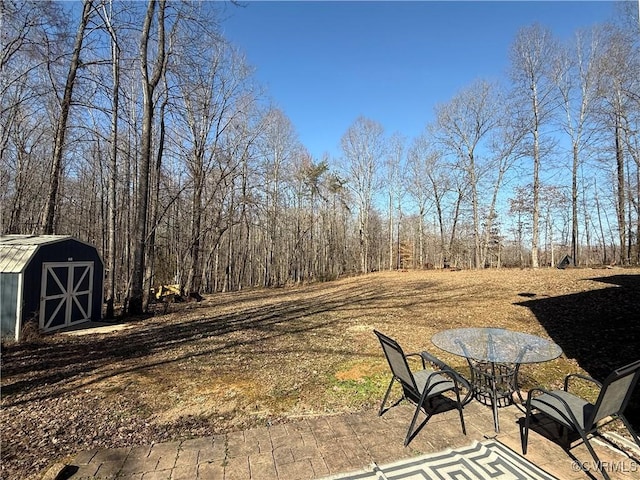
{"left": 1, "top": 1, "right": 640, "bottom": 315}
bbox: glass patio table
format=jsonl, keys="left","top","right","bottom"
{"left": 431, "top": 327, "right": 562, "bottom": 433}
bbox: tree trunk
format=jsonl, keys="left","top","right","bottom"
{"left": 130, "top": 0, "right": 166, "bottom": 315}
{"left": 448, "top": 188, "right": 463, "bottom": 267}
{"left": 144, "top": 89, "right": 167, "bottom": 304}
{"left": 469, "top": 153, "right": 480, "bottom": 269}
{"left": 186, "top": 176, "right": 203, "bottom": 294}
{"left": 40, "top": 0, "right": 93, "bottom": 234}
{"left": 531, "top": 85, "right": 541, "bottom": 269}
{"left": 104, "top": 0, "right": 119, "bottom": 319}
{"left": 581, "top": 176, "right": 591, "bottom": 267}
{"left": 570, "top": 141, "right": 579, "bottom": 266}
{"left": 388, "top": 192, "right": 393, "bottom": 270}
{"left": 615, "top": 116, "right": 627, "bottom": 265}
{"left": 418, "top": 204, "right": 425, "bottom": 267}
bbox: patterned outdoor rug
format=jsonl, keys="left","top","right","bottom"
{"left": 320, "top": 440, "right": 558, "bottom": 480}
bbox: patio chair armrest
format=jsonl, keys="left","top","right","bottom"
{"left": 420, "top": 351, "right": 447, "bottom": 370}
{"left": 526, "top": 386, "right": 551, "bottom": 399}
{"left": 406, "top": 352, "right": 427, "bottom": 369}
{"left": 440, "top": 366, "right": 471, "bottom": 390}
{"left": 437, "top": 368, "right": 463, "bottom": 386}
{"left": 420, "top": 352, "right": 472, "bottom": 404}
{"left": 420, "top": 368, "right": 462, "bottom": 396}
{"left": 526, "top": 387, "right": 583, "bottom": 428}
{"left": 564, "top": 373, "right": 602, "bottom": 392}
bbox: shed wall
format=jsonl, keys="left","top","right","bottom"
{"left": 1, "top": 273, "right": 19, "bottom": 340}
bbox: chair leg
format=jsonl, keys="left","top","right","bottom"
{"left": 619, "top": 414, "right": 640, "bottom": 448}
{"left": 379, "top": 378, "right": 395, "bottom": 416}
{"left": 405, "top": 384, "right": 434, "bottom": 447}
{"left": 405, "top": 402, "right": 425, "bottom": 447}
{"left": 454, "top": 386, "right": 466, "bottom": 435}
{"left": 579, "top": 432, "right": 610, "bottom": 480}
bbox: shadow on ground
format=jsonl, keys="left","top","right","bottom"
{"left": 1, "top": 280, "right": 431, "bottom": 404}
{"left": 516, "top": 273, "right": 640, "bottom": 429}
{"left": 0, "top": 274, "right": 478, "bottom": 480}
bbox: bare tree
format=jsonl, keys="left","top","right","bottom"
{"left": 433, "top": 80, "right": 501, "bottom": 268}
{"left": 407, "top": 127, "right": 467, "bottom": 268}
{"left": 40, "top": 0, "right": 94, "bottom": 234}
{"left": 321, "top": 169, "right": 351, "bottom": 278}
{"left": 480, "top": 99, "right": 527, "bottom": 268}
{"left": 406, "top": 132, "right": 439, "bottom": 267}
{"left": 257, "top": 107, "right": 300, "bottom": 286}
{"left": 129, "top": 0, "right": 167, "bottom": 314}
{"left": 551, "top": 26, "right": 602, "bottom": 266}
{"left": 171, "top": 30, "right": 251, "bottom": 294}
{"left": 1, "top": 83, "right": 50, "bottom": 233}
{"left": 384, "top": 133, "right": 405, "bottom": 269}
{"left": 94, "top": 0, "right": 122, "bottom": 318}
{"left": 509, "top": 186, "right": 533, "bottom": 267}
{"left": 539, "top": 185, "right": 570, "bottom": 266}
{"left": 597, "top": 22, "right": 640, "bottom": 264}
{"left": 510, "top": 24, "right": 559, "bottom": 268}
{"left": 340, "top": 116, "right": 386, "bottom": 273}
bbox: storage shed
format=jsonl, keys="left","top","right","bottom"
{"left": 1, "top": 235, "right": 103, "bottom": 341}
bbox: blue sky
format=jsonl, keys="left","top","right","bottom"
{"left": 221, "top": 1, "right": 620, "bottom": 160}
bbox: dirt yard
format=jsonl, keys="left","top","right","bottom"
{"left": 2, "top": 267, "right": 640, "bottom": 480}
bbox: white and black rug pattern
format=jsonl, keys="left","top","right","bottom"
{"left": 320, "top": 440, "right": 558, "bottom": 480}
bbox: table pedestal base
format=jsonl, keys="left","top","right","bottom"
{"left": 467, "top": 360, "right": 520, "bottom": 432}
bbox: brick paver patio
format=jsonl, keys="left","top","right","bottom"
{"left": 47, "top": 401, "right": 639, "bottom": 479}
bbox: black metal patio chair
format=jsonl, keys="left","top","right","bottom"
{"left": 374, "top": 330, "right": 467, "bottom": 446}
{"left": 522, "top": 359, "right": 640, "bottom": 480}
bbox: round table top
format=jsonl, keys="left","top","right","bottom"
{"left": 431, "top": 327, "right": 563, "bottom": 364}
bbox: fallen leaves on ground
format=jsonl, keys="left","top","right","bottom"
{"left": 2, "top": 267, "right": 640, "bottom": 480}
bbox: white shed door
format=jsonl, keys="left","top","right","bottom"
{"left": 40, "top": 262, "right": 93, "bottom": 332}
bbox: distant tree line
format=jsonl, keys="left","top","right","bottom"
{"left": 1, "top": 1, "right": 639, "bottom": 315}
